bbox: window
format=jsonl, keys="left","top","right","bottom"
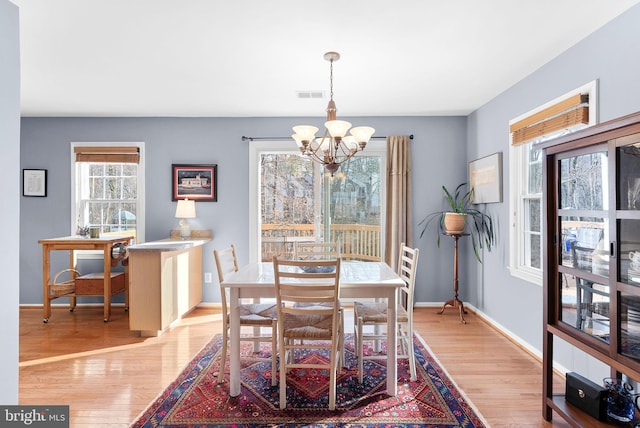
{"left": 71, "top": 143, "right": 145, "bottom": 255}
{"left": 249, "top": 140, "right": 386, "bottom": 263}
{"left": 509, "top": 81, "right": 597, "bottom": 283}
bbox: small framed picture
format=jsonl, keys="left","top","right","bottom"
{"left": 172, "top": 164, "right": 217, "bottom": 201}
{"left": 23, "top": 169, "right": 47, "bottom": 197}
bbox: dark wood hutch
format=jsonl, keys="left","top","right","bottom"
{"left": 537, "top": 111, "right": 640, "bottom": 426}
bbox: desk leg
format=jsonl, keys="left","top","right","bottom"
{"left": 124, "top": 264, "right": 129, "bottom": 311}
{"left": 386, "top": 289, "right": 398, "bottom": 396}
{"left": 68, "top": 250, "right": 76, "bottom": 311}
{"left": 42, "top": 245, "right": 51, "bottom": 322}
{"left": 103, "top": 246, "right": 112, "bottom": 322}
{"left": 229, "top": 288, "right": 241, "bottom": 397}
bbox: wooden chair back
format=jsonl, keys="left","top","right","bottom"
{"left": 397, "top": 242, "right": 419, "bottom": 311}
{"left": 213, "top": 244, "right": 239, "bottom": 316}
{"left": 293, "top": 241, "right": 340, "bottom": 260}
{"left": 273, "top": 257, "right": 341, "bottom": 315}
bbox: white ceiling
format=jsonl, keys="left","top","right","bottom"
{"left": 11, "top": 0, "right": 640, "bottom": 117}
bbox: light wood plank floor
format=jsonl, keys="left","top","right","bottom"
{"left": 19, "top": 305, "right": 570, "bottom": 427}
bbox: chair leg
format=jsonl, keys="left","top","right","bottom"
{"left": 339, "top": 309, "right": 345, "bottom": 368}
{"left": 218, "top": 329, "right": 228, "bottom": 384}
{"left": 398, "top": 324, "right": 407, "bottom": 356}
{"left": 329, "top": 344, "right": 337, "bottom": 411}
{"left": 357, "top": 317, "right": 364, "bottom": 384}
{"left": 253, "top": 326, "right": 261, "bottom": 353}
{"left": 373, "top": 324, "right": 382, "bottom": 353}
{"left": 407, "top": 324, "right": 416, "bottom": 382}
{"left": 271, "top": 321, "right": 277, "bottom": 386}
{"left": 279, "top": 337, "right": 287, "bottom": 409}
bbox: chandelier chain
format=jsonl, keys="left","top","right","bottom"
{"left": 329, "top": 58, "right": 334, "bottom": 101}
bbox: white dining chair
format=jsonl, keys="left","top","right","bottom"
{"left": 353, "top": 243, "right": 419, "bottom": 383}
{"left": 214, "top": 245, "right": 278, "bottom": 386}
{"left": 292, "top": 240, "right": 344, "bottom": 363}
{"left": 293, "top": 241, "right": 340, "bottom": 260}
{"left": 273, "top": 256, "right": 343, "bottom": 410}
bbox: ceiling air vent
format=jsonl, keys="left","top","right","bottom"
{"left": 296, "top": 91, "right": 324, "bottom": 99}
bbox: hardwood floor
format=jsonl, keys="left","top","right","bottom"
{"left": 19, "top": 305, "right": 570, "bottom": 427}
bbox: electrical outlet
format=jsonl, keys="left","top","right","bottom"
{"left": 204, "top": 272, "right": 212, "bottom": 283}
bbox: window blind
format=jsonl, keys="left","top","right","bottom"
{"left": 510, "top": 94, "right": 589, "bottom": 146}
{"left": 74, "top": 146, "right": 140, "bottom": 163}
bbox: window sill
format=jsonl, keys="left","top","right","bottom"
{"left": 508, "top": 266, "right": 542, "bottom": 286}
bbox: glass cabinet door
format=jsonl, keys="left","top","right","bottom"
{"left": 620, "top": 292, "right": 640, "bottom": 362}
{"left": 614, "top": 135, "right": 640, "bottom": 361}
{"left": 617, "top": 137, "right": 640, "bottom": 287}
{"left": 557, "top": 149, "right": 610, "bottom": 342}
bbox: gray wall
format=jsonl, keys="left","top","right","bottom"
{"left": 2, "top": 0, "right": 20, "bottom": 404}
{"left": 468, "top": 4, "right": 640, "bottom": 375}
{"left": 19, "top": 116, "right": 468, "bottom": 306}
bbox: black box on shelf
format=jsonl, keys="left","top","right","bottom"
{"left": 565, "top": 372, "right": 608, "bottom": 421}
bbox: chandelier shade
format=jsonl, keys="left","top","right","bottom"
{"left": 292, "top": 52, "right": 375, "bottom": 176}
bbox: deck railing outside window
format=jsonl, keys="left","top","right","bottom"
{"left": 261, "top": 224, "right": 381, "bottom": 262}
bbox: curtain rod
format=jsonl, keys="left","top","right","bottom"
{"left": 241, "top": 135, "right": 413, "bottom": 142}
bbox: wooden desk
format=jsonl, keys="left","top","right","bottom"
{"left": 221, "top": 261, "right": 405, "bottom": 397}
{"left": 39, "top": 235, "right": 132, "bottom": 323}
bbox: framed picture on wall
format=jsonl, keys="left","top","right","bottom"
{"left": 172, "top": 164, "right": 217, "bottom": 201}
{"left": 469, "top": 152, "right": 502, "bottom": 203}
{"left": 23, "top": 169, "right": 47, "bottom": 197}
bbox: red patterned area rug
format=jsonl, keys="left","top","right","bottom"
{"left": 131, "top": 333, "right": 487, "bottom": 427}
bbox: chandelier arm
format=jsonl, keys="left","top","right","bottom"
{"left": 305, "top": 147, "right": 327, "bottom": 165}
{"left": 336, "top": 141, "right": 355, "bottom": 158}
{"left": 306, "top": 142, "right": 353, "bottom": 166}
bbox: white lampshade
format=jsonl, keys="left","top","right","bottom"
{"left": 324, "top": 120, "right": 352, "bottom": 138}
{"left": 175, "top": 199, "right": 196, "bottom": 219}
{"left": 292, "top": 125, "right": 318, "bottom": 142}
{"left": 350, "top": 126, "right": 375, "bottom": 143}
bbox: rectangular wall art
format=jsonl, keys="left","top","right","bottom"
{"left": 23, "top": 169, "right": 47, "bottom": 197}
{"left": 469, "top": 152, "right": 502, "bottom": 204}
{"left": 172, "top": 164, "right": 217, "bottom": 201}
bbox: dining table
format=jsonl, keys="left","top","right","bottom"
{"left": 221, "top": 260, "right": 406, "bottom": 397}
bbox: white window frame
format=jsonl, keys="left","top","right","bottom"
{"left": 249, "top": 140, "right": 387, "bottom": 263}
{"left": 508, "top": 81, "right": 598, "bottom": 284}
{"left": 71, "top": 142, "right": 146, "bottom": 258}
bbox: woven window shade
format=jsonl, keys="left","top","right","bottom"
{"left": 74, "top": 146, "right": 140, "bottom": 163}
{"left": 510, "top": 94, "right": 589, "bottom": 146}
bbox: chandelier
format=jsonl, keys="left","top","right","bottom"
{"left": 292, "top": 52, "right": 375, "bottom": 176}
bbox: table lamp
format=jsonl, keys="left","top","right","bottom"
{"left": 175, "top": 198, "right": 196, "bottom": 239}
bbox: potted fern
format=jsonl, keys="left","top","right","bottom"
{"left": 419, "top": 183, "right": 495, "bottom": 262}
